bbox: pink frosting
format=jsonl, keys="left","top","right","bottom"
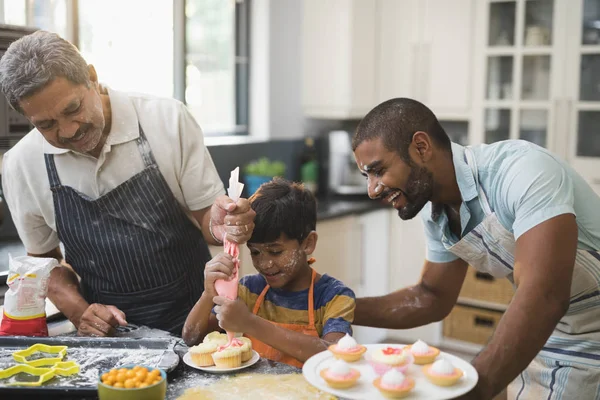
{"left": 324, "top": 369, "right": 359, "bottom": 381}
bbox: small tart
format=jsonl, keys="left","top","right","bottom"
{"left": 404, "top": 341, "right": 440, "bottom": 365}
{"left": 328, "top": 343, "right": 367, "bottom": 362}
{"left": 189, "top": 342, "right": 218, "bottom": 367}
{"left": 319, "top": 367, "right": 361, "bottom": 389}
{"left": 422, "top": 363, "right": 463, "bottom": 386}
{"left": 373, "top": 376, "right": 415, "bottom": 399}
{"left": 368, "top": 347, "right": 414, "bottom": 376}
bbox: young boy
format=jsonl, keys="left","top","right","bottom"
{"left": 183, "top": 178, "right": 356, "bottom": 367}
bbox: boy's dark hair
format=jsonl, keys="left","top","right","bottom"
{"left": 248, "top": 178, "right": 317, "bottom": 244}
{"left": 352, "top": 98, "right": 451, "bottom": 163}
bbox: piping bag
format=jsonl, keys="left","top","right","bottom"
{"left": 214, "top": 167, "right": 244, "bottom": 348}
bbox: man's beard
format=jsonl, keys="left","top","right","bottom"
{"left": 397, "top": 164, "right": 434, "bottom": 220}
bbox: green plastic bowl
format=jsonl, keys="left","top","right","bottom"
{"left": 97, "top": 364, "right": 167, "bottom": 400}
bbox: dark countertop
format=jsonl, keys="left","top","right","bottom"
{"left": 316, "top": 195, "right": 387, "bottom": 221}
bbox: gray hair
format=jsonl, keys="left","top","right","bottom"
{"left": 0, "top": 30, "right": 90, "bottom": 113}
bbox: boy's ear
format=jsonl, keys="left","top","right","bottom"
{"left": 303, "top": 231, "right": 318, "bottom": 255}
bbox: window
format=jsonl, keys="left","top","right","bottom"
{"left": 0, "top": 0, "right": 250, "bottom": 136}
{"left": 183, "top": 0, "right": 250, "bottom": 136}
{"left": 78, "top": 0, "right": 174, "bottom": 98}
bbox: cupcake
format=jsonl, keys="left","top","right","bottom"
{"left": 404, "top": 339, "right": 440, "bottom": 365}
{"left": 368, "top": 347, "right": 414, "bottom": 376}
{"left": 203, "top": 331, "right": 228, "bottom": 347}
{"left": 211, "top": 347, "right": 243, "bottom": 368}
{"left": 319, "top": 359, "right": 361, "bottom": 389}
{"left": 189, "top": 342, "right": 218, "bottom": 367}
{"left": 328, "top": 333, "right": 367, "bottom": 362}
{"left": 423, "top": 359, "right": 463, "bottom": 386}
{"left": 238, "top": 337, "right": 253, "bottom": 362}
{"left": 373, "top": 369, "right": 415, "bottom": 398}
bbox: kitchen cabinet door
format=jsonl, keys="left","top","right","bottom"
{"left": 386, "top": 211, "right": 442, "bottom": 345}
{"left": 301, "top": 0, "right": 378, "bottom": 119}
{"left": 377, "top": 0, "right": 421, "bottom": 103}
{"left": 420, "top": 0, "right": 476, "bottom": 119}
{"left": 312, "top": 216, "right": 362, "bottom": 289}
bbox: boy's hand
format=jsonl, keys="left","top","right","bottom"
{"left": 213, "top": 296, "right": 253, "bottom": 332}
{"left": 204, "top": 253, "right": 236, "bottom": 299}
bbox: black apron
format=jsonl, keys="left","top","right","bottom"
{"left": 44, "top": 124, "right": 209, "bottom": 334}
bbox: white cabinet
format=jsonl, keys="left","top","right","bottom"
{"left": 385, "top": 210, "right": 442, "bottom": 345}
{"left": 301, "top": 0, "right": 378, "bottom": 119}
{"left": 302, "top": 0, "right": 476, "bottom": 119}
{"left": 470, "top": 0, "right": 600, "bottom": 186}
{"left": 378, "top": 0, "right": 476, "bottom": 119}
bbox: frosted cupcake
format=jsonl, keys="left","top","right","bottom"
{"left": 328, "top": 333, "right": 367, "bottom": 362}
{"left": 203, "top": 331, "right": 229, "bottom": 347}
{"left": 236, "top": 337, "right": 253, "bottom": 362}
{"left": 423, "top": 359, "right": 463, "bottom": 386}
{"left": 373, "top": 369, "right": 415, "bottom": 398}
{"left": 319, "top": 359, "right": 361, "bottom": 389}
{"left": 211, "top": 347, "right": 242, "bottom": 368}
{"left": 368, "top": 347, "right": 414, "bottom": 376}
{"left": 404, "top": 339, "right": 440, "bottom": 365}
{"left": 189, "top": 342, "right": 218, "bottom": 367}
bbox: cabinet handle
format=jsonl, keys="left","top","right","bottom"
{"left": 474, "top": 271, "right": 495, "bottom": 282}
{"left": 474, "top": 316, "right": 495, "bottom": 328}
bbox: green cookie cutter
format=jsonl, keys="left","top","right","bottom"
{"left": 12, "top": 344, "right": 68, "bottom": 367}
{"left": 0, "top": 361, "right": 80, "bottom": 387}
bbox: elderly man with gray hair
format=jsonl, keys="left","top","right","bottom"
{"left": 0, "top": 31, "right": 256, "bottom": 336}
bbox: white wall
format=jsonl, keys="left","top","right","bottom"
{"left": 253, "top": 0, "right": 347, "bottom": 140}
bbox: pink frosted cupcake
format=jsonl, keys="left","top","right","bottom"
{"left": 319, "top": 359, "right": 361, "bottom": 389}
{"left": 367, "top": 346, "right": 414, "bottom": 376}
{"left": 373, "top": 369, "right": 415, "bottom": 398}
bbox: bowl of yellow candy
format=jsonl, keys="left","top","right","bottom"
{"left": 98, "top": 364, "right": 166, "bottom": 400}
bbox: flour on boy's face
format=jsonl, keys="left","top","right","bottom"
{"left": 247, "top": 235, "right": 310, "bottom": 291}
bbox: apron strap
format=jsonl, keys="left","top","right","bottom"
{"left": 44, "top": 154, "right": 62, "bottom": 189}
{"left": 464, "top": 147, "right": 493, "bottom": 215}
{"left": 253, "top": 283, "right": 270, "bottom": 315}
{"left": 136, "top": 124, "right": 159, "bottom": 168}
{"left": 252, "top": 268, "right": 317, "bottom": 329}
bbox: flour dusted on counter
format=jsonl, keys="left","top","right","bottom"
{"left": 0, "top": 255, "right": 58, "bottom": 336}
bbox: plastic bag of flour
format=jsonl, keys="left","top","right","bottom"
{"left": 0, "top": 255, "right": 58, "bottom": 336}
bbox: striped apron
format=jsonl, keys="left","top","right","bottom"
{"left": 44, "top": 125, "right": 209, "bottom": 334}
{"left": 445, "top": 148, "right": 600, "bottom": 399}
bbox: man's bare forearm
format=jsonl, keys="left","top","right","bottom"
{"left": 354, "top": 283, "right": 443, "bottom": 328}
{"left": 47, "top": 266, "right": 89, "bottom": 327}
{"left": 471, "top": 288, "right": 568, "bottom": 398}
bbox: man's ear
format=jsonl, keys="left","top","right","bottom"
{"left": 303, "top": 231, "right": 318, "bottom": 255}
{"left": 87, "top": 64, "right": 99, "bottom": 89}
{"left": 411, "top": 131, "right": 434, "bottom": 163}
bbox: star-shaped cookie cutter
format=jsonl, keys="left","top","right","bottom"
{"left": 0, "top": 361, "right": 79, "bottom": 387}
{"left": 12, "top": 343, "right": 68, "bottom": 367}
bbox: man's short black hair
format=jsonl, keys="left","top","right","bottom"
{"left": 352, "top": 98, "right": 451, "bottom": 162}
{"left": 248, "top": 178, "right": 317, "bottom": 244}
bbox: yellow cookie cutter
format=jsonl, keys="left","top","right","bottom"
{"left": 12, "top": 344, "right": 68, "bottom": 367}
{"left": 0, "top": 361, "right": 80, "bottom": 387}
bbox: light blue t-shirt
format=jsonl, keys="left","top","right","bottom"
{"left": 422, "top": 141, "right": 600, "bottom": 263}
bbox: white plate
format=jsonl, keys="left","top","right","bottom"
{"left": 302, "top": 343, "right": 478, "bottom": 400}
{"left": 183, "top": 350, "right": 260, "bottom": 373}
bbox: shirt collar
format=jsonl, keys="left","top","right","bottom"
{"left": 430, "top": 142, "right": 478, "bottom": 221}
{"left": 42, "top": 85, "right": 139, "bottom": 155}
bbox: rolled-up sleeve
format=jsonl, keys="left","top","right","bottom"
{"left": 497, "top": 151, "right": 575, "bottom": 240}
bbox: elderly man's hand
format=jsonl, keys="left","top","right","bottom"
{"left": 77, "top": 303, "right": 127, "bottom": 337}
{"left": 210, "top": 195, "right": 256, "bottom": 244}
